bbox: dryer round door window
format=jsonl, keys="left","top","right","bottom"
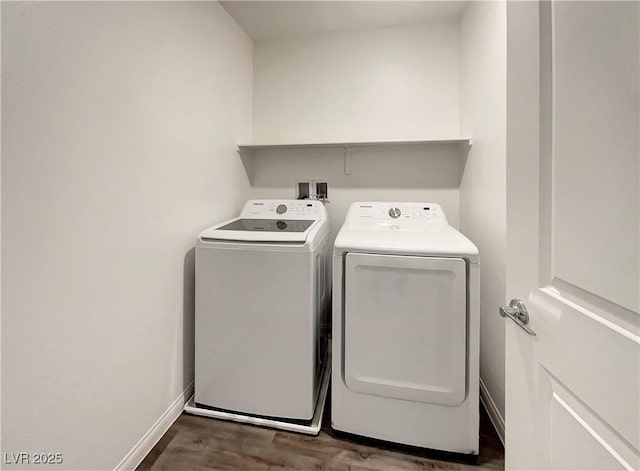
{"left": 276, "top": 204, "right": 288, "bottom": 214}
{"left": 388, "top": 207, "right": 401, "bottom": 218}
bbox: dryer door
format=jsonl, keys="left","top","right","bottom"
{"left": 344, "top": 253, "right": 467, "bottom": 406}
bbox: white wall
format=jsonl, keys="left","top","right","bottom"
{"left": 459, "top": 1, "right": 507, "bottom": 437}
{"left": 254, "top": 22, "right": 460, "bottom": 143}
{"left": 251, "top": 21, "right": 466, "bottom": 234}
{"left": 1, "top": 2, "right": 252, "bottom": 469}
{"left": 247, "top": 144, "right": 466, "bottom": 242}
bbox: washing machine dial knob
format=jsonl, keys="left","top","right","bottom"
{"left": 276, "top": 204, "right": 288, "bottom": 214}
{"left": 388, "top": 207, "right": 401, "bottom": 218}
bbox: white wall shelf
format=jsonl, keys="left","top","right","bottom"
{"left": 237, "top": 138, "right": 472, "bottom": 175}
{"left": 237, "top": 137, "right": 472, "bottom": 151}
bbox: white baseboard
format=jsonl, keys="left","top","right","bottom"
{"left": 114, "top": 382, "right": 194, "bottom": 471}
{"left": 479, "top": 377, "right": 505, "bottom": 446}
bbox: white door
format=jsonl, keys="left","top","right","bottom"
{"left": 505, "top": 1, "right": 639, "bottom": 470}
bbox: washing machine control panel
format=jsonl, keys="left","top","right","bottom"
{"left": 240, "top": 200, "right": 327, "bottom": 220}
{"left": 347, "top": 202, "right": 448, "bottom": 227}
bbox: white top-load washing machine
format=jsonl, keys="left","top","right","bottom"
{"left": 194, "top": 199, "right": 330, "bottom": 427}
{"left": 332, "top": 202, "right": 480, "bottom": 454}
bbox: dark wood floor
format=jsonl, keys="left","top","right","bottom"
{"left": 138, "top": 399, "right": 504, "bottom": 470}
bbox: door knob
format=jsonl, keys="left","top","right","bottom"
{"left": 500, "top": 299, "right": 537, "bottom": 337}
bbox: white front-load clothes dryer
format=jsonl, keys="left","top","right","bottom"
{"left": 332, "top": 202, "right": 480, "bottom": 455}
{"left": 194, "top": 200, "right": 330, "bottom": 426}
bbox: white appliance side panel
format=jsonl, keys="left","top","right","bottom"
{"left": 195, "top": 245, "right": 316, "bottom": 420}
{"left": 344, "top": 253, "right": 467, "bottom": 406}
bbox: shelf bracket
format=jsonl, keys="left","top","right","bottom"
{"left": 343, "top": 145, "right": 351, "bottom": 175}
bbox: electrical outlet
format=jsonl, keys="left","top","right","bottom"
{"left": 296, "top": 180, "right": 311, "bottom": 199}
{"left": 315, "top": 181, "right": 328, "bottom": 201}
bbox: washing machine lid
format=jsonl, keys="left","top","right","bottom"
{"left": 200, "top": 218, "right": 319, "bottom": 243}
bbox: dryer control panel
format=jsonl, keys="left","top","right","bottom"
{"left": 346, "top": 202, "right": 448, "bottom": 227}
{"left": 240, "top": 200, "right": 327, "bottom": 220}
